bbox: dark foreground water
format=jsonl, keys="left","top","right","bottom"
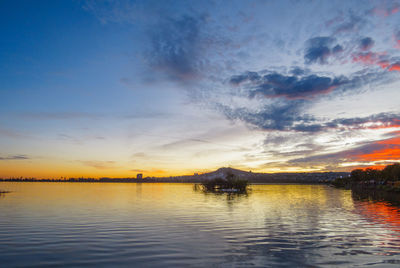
{"left": 1, "top": 183, "right": 400, "bottom": 267}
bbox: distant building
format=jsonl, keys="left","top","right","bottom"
{"left": 194, "top": 173, "right": 198, "bottom": 176}
{"left": 137, "top": 173, "right": 143, "bottom": 179}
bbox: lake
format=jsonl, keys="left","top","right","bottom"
{"left": 1, "top": 182, "right": 400, "bottom": 267}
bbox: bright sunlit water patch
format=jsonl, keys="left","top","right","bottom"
{"left": 1, "top": 183, "right": 400, "bottom": 267}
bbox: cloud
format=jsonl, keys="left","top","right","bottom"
{"left": 0, "top": 128, "right": 31, "bottom": 139}
{"left": 251, "top": 73, "right": 348, "bottom": 100}
{"left": 130, "top": 169, "right": 145, "bottom": 172}
{"left": 369, "top": 3, "right": 400, "bottom": 17}
{"left": 352, "top": 51, "right": 400, "bottom": 73}
{"left": 221, "top": 65, "right": 395, "bottom": 134}
{"left": 220, "top": 91, "right": 400, "bottom": 133}
{"left": 304, "top": 37, "right": 336, "bottom": 64}
{"left": 328, "top": 112, "right": 400, "bottom": 130}
{"left": 303, "top": 36, "right": 345, "bottom": 65}
{"left": 290, "top": 67, "right": 310, "bottom": 76}
{"left": 131, "top": 168, "right": 166, "bottom": 175}
{"left": 359, "top": 37, "right": 374, "bottom": 50}
{"left": 228, "top": 68, "right": 378, "bottom": 100}
{"left": 297, "top": 112, "right": 400, "bottom": 133}
{"left": 394, "top": 30, "right": 400, "bottom": 48}
{"left": 265, "top": 113, "right": 400, "bottom": 166}
{"left": 80, "top": 160, "right": 116, "bottom": 169}
{"left": 219, "top": 101, "right": 313, "bottom": 132}
{"left": 132, "top": 152, "right": 147, "bottom": 158}
{"left": 290, "top": 134, "right": 400, "bottom": 166}
{"left": 230, "top": 71, "right": 261, "bottom": 85}
{"left": 332, "top": 44, "right": 344, "bottom": 54}
{"left": 0, "top": 155, "right": 29, "bottom": 160}
{"left": 147, "top": 15, "right": 204, "bottom": 81}
{"left": 388, "top": 62, "right": 400, "bottom": 72}
{"left": 15, "top": 112, "right": 103, "bottom": 120}
{"left": 333, "top": 13, "right": 365, "bottom": 34}
{"left": 356, "top": 136, "right": 400, "bottom": 161}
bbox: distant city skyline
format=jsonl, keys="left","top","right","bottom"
{"left": 1, "top": 0, "right": 400, "bottom": 178}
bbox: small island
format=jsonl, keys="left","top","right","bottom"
{"left": 198, "top": 172, "right": 249, "bottom": 193}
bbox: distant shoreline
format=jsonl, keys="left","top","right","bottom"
{"left": 0, "top": 167, "right": 348, "bottom": 184}
{"left": 0, "top": 179, "right": 335, "bottom": 185}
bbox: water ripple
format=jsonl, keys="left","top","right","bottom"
{"left": 0, "top": 183, "right": 400, "bottom": 267}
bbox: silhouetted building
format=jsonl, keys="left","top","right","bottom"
{"left": 137, "top": 173, "right": 143, "bottom": 179}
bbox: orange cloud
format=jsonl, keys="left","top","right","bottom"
{"left": 371, "top": 4, "right": 400, "bottom": 17}
{"left": 363, "top": 119, "right": 400, "bottom": 130}
{"left": 388, "top": 63, "right": 400, "bottom": 72}
{"left": 356, "top": 136, "right": 400, "bottom": 162}
{"left": 393, "top": 34, "right": 400, "bottom": 49}
{"left": 353, "top": 52, "right": 400, "bottom": 73}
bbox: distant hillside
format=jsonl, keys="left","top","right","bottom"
{"left": 157, "top": 167, "right": 349, "bottom": 183}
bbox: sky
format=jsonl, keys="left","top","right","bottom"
{"left": 1, "top": 0, "right": 400, "bottom": 178}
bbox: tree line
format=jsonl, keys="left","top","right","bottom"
{"left": 332, "top": 163, "right": 400, "bottom": 189}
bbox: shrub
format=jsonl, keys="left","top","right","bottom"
{"left": 200, "top": 172, "right": 248, "bottom": 192}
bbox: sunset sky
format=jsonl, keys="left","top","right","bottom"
{"left": 1, "top": 0, "right": 400, "bottom": 178}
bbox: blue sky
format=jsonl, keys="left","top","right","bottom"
{"left": 1, "top": 0, "right": 400, "bottom": 177}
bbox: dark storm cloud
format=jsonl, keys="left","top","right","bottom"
{"left": 359, "top": 37, "right": 374, "bottom": 50}
{"left": 148, "top": 15, "right": 204, "bottom": 81}
{"left": 0, "top": 155, "right": 29, "bottom": 160}
{"left": 304, "top": 37, "right": 343, "bottom": 64}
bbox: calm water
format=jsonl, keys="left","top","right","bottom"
{"left": 1, "top": 183, "right": 400, "bottom": 267}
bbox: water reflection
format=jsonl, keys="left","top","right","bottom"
{"left": 193, "top": 183, "right": 250, "bottom": 203}
{"left": 0, "top": 191, "right": 10, "bottom": 199}
{"left": 0, "top": 182, "right": 399, "bottom": 267}
{"left": 352, "top": 188, "right": 400, "bottom": 206}
{"left": 351, "top": 190, "right": 400, "bottom": 234}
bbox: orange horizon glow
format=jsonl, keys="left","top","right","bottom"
{"left": 356, "top": 136, "right": 400, "bottom": 162}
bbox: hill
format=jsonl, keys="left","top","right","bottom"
{"left": 157, "top": 167, "right": 349, "bottom": 183}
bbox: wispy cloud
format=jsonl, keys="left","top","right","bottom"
{"left": 0, "top": 155, "right": 29, "bottom": 160}
{"left": 147, "top": 15, "right": 205, "bottom": 81}
{"left": 368, "top": 2, "right": 400, "bottom": 17}
{"left": 79, "top": 160, "right": 117, "bottom": 170}
{"left": 289, "top": 133, "right": 400, "bottom": 168}
{"left": 15, "top": 112, "right": 103, "bottom": 120}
